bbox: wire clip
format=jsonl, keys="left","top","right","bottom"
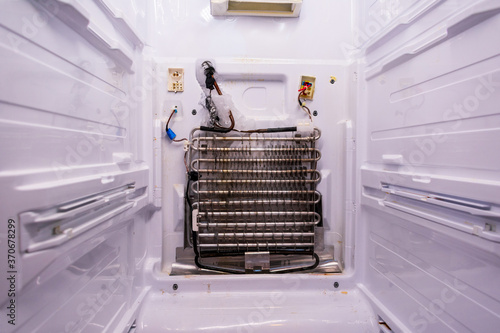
{"left": 183, "top": 140, "right": 190, "bottom": 152}
{"left": 297, "top": 121, "right": 314, "bottom": 133}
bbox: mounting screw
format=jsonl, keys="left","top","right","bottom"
{"left": 173, "top": 284, "right": 178, "bottom": 291}
{"left": 333, "top": 282, "right": 339, "bottom": 288}
{"left": 192, "top": 109, "right": 197, "bottom": 115}
{"left": 313, "top": 110, "right": 318, "bottom": 117}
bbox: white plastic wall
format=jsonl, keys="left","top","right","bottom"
{"left": 0, "top": 1, "right": 157, "bottom": 332}
{"left": 355, "top": 0, "right": 500, "bottom": 331}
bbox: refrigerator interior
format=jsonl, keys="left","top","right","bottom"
{"left": 0, "top": 0, "right": 499, "bottom": 332}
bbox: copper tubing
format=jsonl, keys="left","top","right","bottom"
{"left": 188, "top": 128, "right": 321, "bottom": 260}
{"left": 191, "top": 127, "right": 321, "bottom": 142}
{"left": 197, "top": 221, "right": 319, "bottom": 228}
{"left": 213, "top": 80, "right": 222, "bottom": 95}
{"left": 197, "top": 178, "right": 320, "bottom": 185}
{"left": 199, "top": 211, "right": 320, "bottom": 218}
{"left": 192, "top": 196, "right": 321, "bottom": 207}
{"left": 199, "top": 232, "right": 315, "bottom": 238}
{"left": 191, "top": 157, "right": 321, "bottom": 172}
{"left": 192, "top": 187, "right": 319, "bottom": 196}
{"left": 198, "top": 243, "right": 314, "bottom": 248}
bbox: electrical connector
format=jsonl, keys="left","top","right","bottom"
{"left": 299, "top": 75, "right": 316, "bottom": 100}
{"left": 167, "top": 128, "right": 176, "bottom": 140}
{"left": 168, "top": 68, "right": 184, "bottom": 92}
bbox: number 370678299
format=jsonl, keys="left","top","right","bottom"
{"left": 7, "top": 219, "right": 16, "bottom": 269}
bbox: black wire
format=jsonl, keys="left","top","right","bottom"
{"left": 200, "top": 126, "right": 298, "bottom": 134}
{"left": 236, "top": 126, "right": 298, "bottom": 133}
{"left": 202, "top": 61, "right": 216, "bottom": 90}
{"left": 185, "top": 171, "right": 198, "bottom": 210}
{"left": 166, "top": 108, "right": 176, "bottom": 131}
{"left": 191, "top": 238, "right": 320, "bottom": 274}
{"left": 200, "top": 111, "right": 235, "bottom": 133}
{"left": 185, "top": 171, "right": 196, "bottom": 249}
{"left": 192, "top": 251, "right": 320, "bottom": 274}
{"left": 191, "top": 229, "right": 245, "bottom": 274}
{"left": 166, "top": 108, "right": 188, "bottom": 142}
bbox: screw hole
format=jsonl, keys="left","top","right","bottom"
{"left": 333, "top": 282, "right": 339, "bottom": 288}
{"left": 192, "top": 109, "right": 197, "bottom": 115}
{"left": 173, "top": 284, "right": 178, "bottom": 291}
{"left": 313, "top": 110, "right": 318, "bottom": 117}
